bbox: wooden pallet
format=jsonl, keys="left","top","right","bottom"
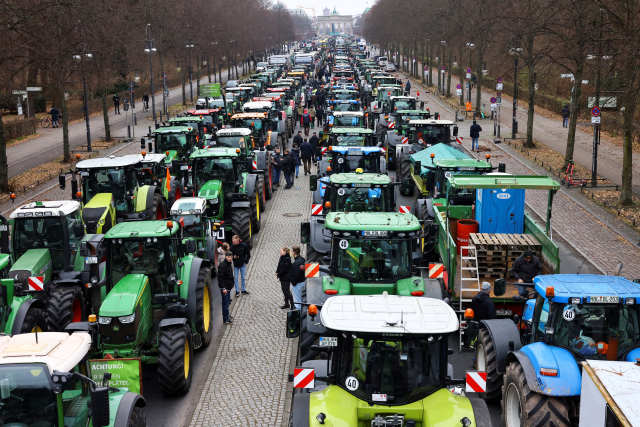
{"left": 470, "top": 233, "right": 509, "bottom": 249}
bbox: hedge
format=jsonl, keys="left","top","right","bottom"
{"left": 3, "top": 117, "right": 39, "bottom": 140}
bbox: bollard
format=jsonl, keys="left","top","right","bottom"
{"left": 134, "top": 114, "right": 137, "bottom": 125}
{"left": 159, "top": 111, "right": 163, "bottom": 122}
{"left": 455, "top": 111, "right": 458, "bottom": 122}
{"left": 127, "top": 125, "right": 131, "bottom": 141}
{"left": 494, "top": 122, "right": 496, "bottom": 136}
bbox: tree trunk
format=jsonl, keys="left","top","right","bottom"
{"left": 620, "top": 91, "right": 636, "bottom": 206}
{"left": 476, "top": 44, "right": 484, "bottom": 117}
{"left": 0, "top": 114, "right": 7, "bottom": 191}
{"left": 564, "top": 56, "right": 585, "bottom": 166}
{"left": 218, "top": 59, "right": 222, "bottom": 84}
{"left": 182, "top": 72, "right": 186, "bottom": 106}
{"left": 61, "top": 83, "right": 70, "bottom": 163}
{"left": 196, "top": 60, "right": 201, "bottom": 97}
{"left": 446, "top": 47, "right": 452, "bottom": 98}
{"left": 429, "top": 43, "right": 433, "bottom": 86}
{"left": 208, "top": 59, "right": 211, "bottom": 83}
{"left": 437, "top": 44, "right": 441, "bottom": 91}
{"left": 102, "top": 90, "right": 111, "bottom": 142}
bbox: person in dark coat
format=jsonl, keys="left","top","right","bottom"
{"left": 218, "top": 251, "right": 235, "bottom": 324}
{"left": 301, "top": 109, "right": 312, "bottom": 136}
{"left": 293, "top": 130, "right": 303, "bottom": 148}
{"left": 316, "top": 105, "right": 324, "bottom": 127}
{"left": 48, "top": 106, "right": 60, "bottom": 128}
{"left": 511, "top": 250, "right": 543, "bottom": 297}
{"left": 562, "top": 104, "right": 570, "bottom": 128}
{"left": 290, "top": 246, "right": 306, "bottom": 310}
{"left": 282, "top": 149, "right": 293, "bottom": 189}
{"left": 112, "top": 94, "right": 121, "bottom": 115}
{"left": 276, "top": 247, "right": 294, "bottom": 309}
{"left": 271, "top": 147, "right": 283, "bottom": 188}
{"left": 469, "top": 120, "right": 482, "bottom": 151}
{"left": 231, "top": 235, "right": 251, "bottom": 296}
{"left": 466, "top": 282, "right": 496, "bottom": 347}
{"left": 291, "top": 142, "right": 302, "bottom": 178}
{"left": 405, "top": 80, "right": 411, "bottom": 95}
{"left": 300, "top": 139, "right": 313, "bottom": 174}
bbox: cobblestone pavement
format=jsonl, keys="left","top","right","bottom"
{"left": 189, "top": 143, "right": 313, "bottom": 426}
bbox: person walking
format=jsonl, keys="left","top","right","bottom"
{"left": 309, "top": 105, "right": 316, "bottom": 129}
{"left": 300, "top": 138, "right": 313, "bottom": 174}
{"left": 218, "top": 251, "right": 235, "bottom": 324}
{"left": 511, "top": 250, "right": 543, "bottom": 297}
{"left": 301, "top": 109, "right": 311, "bottom": 136}
{"left": 291, "top": 142, "right": 302, "bottom": 179}
{"left": 465, "top": 282, "right": 496, "bottom": 347}
{"left": 113, "top": 94, "right": 121, "bottom": 115}
{"left": 296, "top": 102, "right": 304, "bottom": 125}
{"left": 276, "top": 247, "right": 294, "bottom": 310}
{"left": 217, "top": 242, "right": 230, "bottom": 266}
{"left": 293, "top": 130, "right": 303, "bottom": 148}
{"left": 316, "top": 105, "right": 324, "bottom": 127}
{"left": 282, "top": 149, "right": 293, "bottom": 189}
{"left": 271, "top": 147, "right": 283, "bottom": 188}
{"left": 405, "top": 80, "right": 411, "bottom": 95}
{"left": 469, "top": 120, "right": 482, "bottom": 152}
{"left": 290, "top": 246, "right": 306, "bottom": 310}
{"left": 142, "top": 93, "right": 149, "bottom": 111}
{"left": 48, "top": 106, "right": 60, "bottom": 128}
{"left": 231, "top": 235, "right": 251, "bottom": 296}
{"left": 471, "top": 74, "right": 477, "bottom": 89}
{"left": 562, "top": 104, "right": 570, "bottom": 128}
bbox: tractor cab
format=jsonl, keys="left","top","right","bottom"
{"left": 320, "top": 147, "right": 385, "bottom": 177}
{"left": 242, "top": 101, "right": 274, "bottom": 117}
{"left": 185, "top": 108, "right": 225, "bottom": 131}
{"left": 326, "top": 111, "right": 365, "bottom": 128}
{"left": 225, "top": 87, "right": 253, "bottom": 105}
{"left": 311, "top": 172, "right": 395, "bottom": 215}
{"left": 170, "top": 197, "right": 217, "bottom": 260}
{"left": 407, "top": 119, "right": 459, "bottom": 147}
{"left": 384, "top": 96, "right": 417, "bottom": 114}
{"left": 393, "top": 109, "right": 433, "bottom": 134}
{"left": 166, "top": 116, "right": 205, "bottom": 140}
{"left": 327, "top": 89, "right": 359, "bottom": 102}
{"left": 327, "top": 99, "right": 360, "bottom": 112}
{"left": 150, "top": 126, "right": 200, "bottom": 166}
{"left": 371, "top": 85, "right": 404, "bottom": 113}
{"left": 229, "top": 113, "right": 278, "bottom": 149}
{"left": 238, "top": 82, "right": 261, "bottom": 98}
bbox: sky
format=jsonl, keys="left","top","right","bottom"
{"left": 277, "top": 0, "right": 371, "bottom": 16}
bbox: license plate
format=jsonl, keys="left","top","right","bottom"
{"left": 352, "top": 183, "right": 370, "bottom": 187}
{"left": 319, "top": 337, "right": 337, "bottom": 347}
{"left": 80, "top": 171, "right": 89, "bottom": 177}
{"left": 459, "top": 167, "right": 475, "bottom": 171}
{"left": 0, "top": 225, "right": 7, "bottom": 231}
{"left": 85, "top": 256, "right": 98, "bottom": 264}
{"left": 496, "top": 309, "right": 512, "bottom": 316}
{"left": 181, "top": 165, "right": 189, "bottom": 170}
{"left": 347, "top": 150, "right": 363, "bottom": 155}
{"left": 588, "top": 296, "right": 619, "bottom": 303}
{"left": 363, "top": 230, "right": 387, "bottom": 237}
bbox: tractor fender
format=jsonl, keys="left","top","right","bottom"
{"left": 187, "top": 257, "right": 208, "bottom": 327}
{"left": 468, "top": 397, "right": 492, "bottom": 427}
{"left": 305, "top": 278, "right": 330, "bottom": 334}
{"left": 255, "top": 150, "right": 268, "bottom": 170}
{"left": 113, "top": 392, "right": 146, "bottom": 427}
{"left": 231, "top": 201, "right": 251, "bottom": 209}
{"left": 309, "top": 219, "right": 330, "bottom": 255}
{"left": 159, "top": 317, "right": 188, "bottom": 329}
{"left": 290, "top": 393, "right": 310, "bottom": 427}
{"left": 479, "top": 319, "right": 523, "bottom": 374}
{"left": 244, "top": 173, "right": 257, "bottom": 197}
{"left": 10, "top": 297, "right": 45, "bottom": 335}
{"left": 140, "top": 186, "right": 157, "bottom": 216}
{"left": 312, "top": 188, "right": 323, "bottom": 205}
{"left": 511, "top": 343, "right": 582, "bottom": 396}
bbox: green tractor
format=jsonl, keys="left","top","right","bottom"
{"left": 62, "top": 155, "right": 168, "bottom": 235}
{"left": 166, "top": 116, "right": 206, "bottom": 141}
{"left": 148, "top": 125, "right": 200, "bottom": 171}
{"left": 384, "top": 109, "right": 434, "bottom": 169}
{"left": 0, "top": 331, "right": 147, "bottom": 427}
{"left": 286, "top": 293, "right": 490, "bottom": 426}
{"left": 187, "top": 147, "right": 263, "bottom": 248}
{"left": 93, "top": 220, "right": 213, "bottom": 395}
{"left": 5, "top": 201, "right": 105, "bottom": 331}
{"left": 136, "top": 152, "right": 184, "bottom": 209}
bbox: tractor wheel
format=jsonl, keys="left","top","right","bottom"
{"left": 265, "top": 167, "right": 273, "bottom": 200}
{"left": 257, "top": 175, "right": 266, "bottom": 213}
{"left": 306, "top": 245, "right": 326, "bottom": 264}
{"left": 126, "top": 406, "right": 146, "bottom": 427}
{"left": 151, "top": 192, "right": 167, "bottom": 220}
{"left": 476, "top": 328, "right": 503, "bottom": 402}
{"left": 21, "top": 306, "right": 48, "bottom": 334}
{"left": 502, "top": 361, "right": 570, "bottom": 427}
{"left": 195, "top": 268, "right": 213, "bottom": 348}
{"left": 158, "top": 325, "right": 193, "bottom": 395}
{"left": 250, "top": 189, "right": 261, "bottom": 234}
{"left": 46, "top": 286, "right": 84, "bottom": 331}
{"left": 168, "top": 178, "right": 183, "bottom": 208}
{"left": 231, "top": 209, "right": 252, "bottom": 249}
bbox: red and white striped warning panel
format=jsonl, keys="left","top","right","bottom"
{"left": 311, "top": 204, "right": 323, "bottom": 216}
{"left": 466, "top": 371, "right": 487, "bottom": 393}
{"left": 28, "top": 276, "right": 44, "bottom": 292}
{"left": 456, "top": 136, "right": 464, "bottom": 145}
{"left": 294, "top": 368, "right": 315, "bottom": 389}
{"left": 305, "top": 263, "right": 320, "bottom": 278}
{"left": 429, "top": 263, "right": 444, "bottom": 278}
{"left": 399, "top": 206, "right": 410, "bottom": 214}
{"left": 252, "top": 160, "right": 257, "bottom": 170}
{"left": 379, "top": 147, "right": 386, "bottom": 154}
{"left": 388, "top": 122, "right": 395, "bottom": 129}
{"left": 401, "top": 137, "right": 409, "bottom": 144}
{"left": 321, "top": 147, "right": 328, "bottom": 154}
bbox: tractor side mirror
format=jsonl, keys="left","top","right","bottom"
{"left": 90, "top": 387, "right": 110, "bottom": 427}
{"left": 184, "top": 239, "right": 197, "bottom": 254}
{"left": 420, "top": 101, "right": 425, "bottom": 110}
{"left": 286, "top": 309, "right": 301, "bottom": 338}
{"left": 59, "top": 175, "right": 66, "bottom": 190}
{"left": 300, "top": 222, "right": 311, "bottom": 244}
{"left": 309, "top": 175, "right": 317, "bottom": 191}
{"left": 148, "top": 142, "right": 153, "bottom": 153}
{"left": 73, "top": 222, "right": 85, "bottom": 239}
{"left": 71, "top": 180, "right": 78, "bottom": 200}
{"left": 494, "top": 278, "right": 507, "bottom": 297}
{"left": 278, "top": 111, "right": 284, "bottom": 120}
{"left": 140, "top": 138, "right": 145, "bottom": 150}
{"left": 453, "top": 126, "right": 458, "bottom": 137}
{"left": 414, "top": 161, "right": 421, "bottom": 174}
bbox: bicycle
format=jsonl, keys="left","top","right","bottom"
{"left": 40, "top": 116, "right": 52, "bottom": 128}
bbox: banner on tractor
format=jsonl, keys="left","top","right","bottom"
{"left": 90, "top": 358, "right": 143, "bottom": 394}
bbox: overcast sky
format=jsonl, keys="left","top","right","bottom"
{"left": 277, "top": 0, "right": 371, "bottom": 16}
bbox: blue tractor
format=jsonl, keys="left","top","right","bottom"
{"left": 474, "top": 274, "right": 640, "bottom": 426}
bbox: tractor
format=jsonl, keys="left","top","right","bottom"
{"left": 93, "top": 220, "right": 214, "bottom": 395}
{"left": 325, "top": 111, "right": 366, "bottom": 129}
{"left": 229, "top": 112, "right": 287, "bottom": 152}
{"left": 384, "top": 109, "right": 434, "bottom": 169}
{"left": 149, "top": 125, "right": 200, "bottom": 170}
{"left": 166, "top": 116, "right": 206, "bottom": 140}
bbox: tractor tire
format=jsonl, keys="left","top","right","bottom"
{"left": 231, "top": 209, "right": 253, "bottom": 249}
{"left": 502, "top": 361, "right": 571, "bottom": 427}
{"left": 250, "top": 189, "right": 261, "bottom": 234}
{"left": 195, "top": 268, "right": 213, "bottom": 348}
{"left": 265, "top": 167, "right": 274, "bottom": 200}
{"left": 476, "top": 328, "right": 503, "bottom": 402}
{"left": 46, "top": 286, "right": 84, "bottom": 331}
{"left": 127, "top": 406, "right": 146, "bottom": 427}
{"left": 306, "top": 245, "right": 326, "bottom": 264}
{"left": 21, "top": 306, "right": 48, "bottom": 334}
{"left": 168, "top": 178, "right": 183, "bottom": 208}
{"left": 257, "top": 175, "right": 266, "bottom": 213}
{"left": 151, "top": 192, "right": 167, "bottom": 220}
{"left": 157, "top": 325, "right": 193, "bottom": 396}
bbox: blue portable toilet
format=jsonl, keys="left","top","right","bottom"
{"left": 475, "top": 188, "right": 525, "bottom": 234}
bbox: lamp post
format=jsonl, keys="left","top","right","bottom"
{"left": 186, "top": 36, "right": 194, "bottom": 103}
{"left": 466, "top": 42, "right": 475, "bottom": 102}
{"left": 144, "top": 24, "right": 157, "bottom": 122}
{"left": 73, "top": 49, "right": 93, "bottom": 151}
{"left": 509, "top": 47, "right": 523, "bottom": 138}
{"left": 440, "top": 40, "right": 446, "bottom": 96}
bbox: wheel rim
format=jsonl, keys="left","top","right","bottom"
{"left": 72, "top": 298, "right": 82, "bottom": 323}
{"left": 477, "top": 344, "right": 486, "bottom": 371}
{"left": 256, "top": 193, "right": 260, "bottom": 222}
{"left": 184, "top": 340, "right": 190, "bottom": 379}
{"left": 31, "top": 326, "right": 43, "bottom": 333}
{"left": 203, "top": 286, "right": 210, "bottom": 333}
{"left": 505, "top": 383, "right": 522, "bottom": 427}
{"left": 249, "top": 219, "right": 252, "bottom": 238}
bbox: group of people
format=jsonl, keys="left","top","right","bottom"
{"left": 269, "top": 131, "right": 320, "bottom": 188}
{"left": 216, "top": 236, "right": 251, "bottom": 324}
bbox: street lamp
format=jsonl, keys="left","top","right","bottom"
{"left": 144, "top": 24, "right": 157, "bottom": 122}
{"left": 186, "top": 36, "right": 194, "bottom": 103}
{"left": 466, "top": 43, "right": 475, "bottom": 102}
{"left": 440, "top": 40, "right": 446, "bottom": 95}
{"left": 509, "top": 46, "right": 523, "bottom": 138}
{"left": 73, "top": 48, "right": 93, "bottom": 151}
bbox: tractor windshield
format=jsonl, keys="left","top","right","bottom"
{"left": 336, "top": 334, "right": 443, "bottom": 405}
{"left": 330, "top": 154, "right": 380, "bottom": 174}
{"left": 174, "top": 214, "right": 203, "bottom": 239}
{"left": 109, "top": 238, "right": 173, "bottom": 290}
{"left": 84, "top": 168, "right": 135, "bottom": 212}
{"left": 156, "top": 134, "right": 189, "bottom": 159}
{"left": 393, "top": 100, "right": 415, "bottom": 110}
{"left": 13, "top": 217, "right": 65, "bottom": 270}
{"left": 334, "top": 92, "right": 357, "bottom": 101}
{"left": 0, "top": 364, "right": 57, "bottom": 426}
{"left": 332, "top": 187, "right": 385, "bottom": 212}
{"left": 553, "top": 303, "right": 640, "bottom": 359}
{"left": 217, "top": 136, "right": 246, "bottom": 149}
{"left": 335, "top": 238, "right": 412, "bottom": 281}
{"left": 332, "top": 116, "right": 363, "bottom": 127}
{"left": 193, "top": 158, "right": 235, "bottom": 188}
{"left": 378, "top": 89, "right": 403, "bottom": 101}
{"left": 331, "top": 134, "right": 367, "bottom": 147}
{"left": 411, "top": 126, "right": 450, "bottom": 145}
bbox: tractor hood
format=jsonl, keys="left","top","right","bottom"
{"left": 9, "top": 248, "right": 52, "bottom": 292}
{"left": 83, "top": 193, "right": 112, "bottom": 233}
{"left": 164, "top": 150, "right": 179, "bottom": 163}
{"left": 99, "top": 274, "right": 148, "bottom": 317}
{"left": 321, "top": 276, "right": 425, "bottom": 296}
{"left": 198, "top": 180, "right": 222, "bottom": 200}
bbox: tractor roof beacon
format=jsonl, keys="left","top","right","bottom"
{"left": 287, "top": 294, "right": 490, "bottom": 427}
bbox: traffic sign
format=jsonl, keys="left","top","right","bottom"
{"left": 490, "top": 97, "right": 497, "bottom": 104}
{"left": 456, "top": 84, "right": 462, "bottom": 89}
{"left": 497, "top": 77, "right": 503, "bottom": 83}
{"left": 591, "top": 106, "right": 601, "bottom": 116}
{"left": 467, "top": 68, "right": 471, "bottom": 73}
{"left": 293, "top": 368, "right": 315, "bottom": 389}
{"left": 26, "top": 87, "right": 42, "bottom": 91}
{"left": 466, "top": 371, "right": 487, "bottom": 393}
{"left": 12, "top": 90, "right": 26, "bottom": 95}
{"left": 591, "top": 116, "right": 601, "bottom": 124}
{"left": 456, "top": 89, "right": 462, "bottom": 96}
{"left": 496, "top": 83, "right": 503, "bottom": 91}
{"left": 497, "top": 97, "right": 502, "bottom": 104}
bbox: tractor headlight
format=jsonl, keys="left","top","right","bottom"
{"left": 98, "top": 317, "right": 112, "bottom": 325}
{"left": 52, "top": 375, "right": 59, "bottom": 383}
{"left": 209, "top": 199, "right": 219, "bottom": 205}
{"left": 119, "top": 314, "right": 135, "bottom": 324}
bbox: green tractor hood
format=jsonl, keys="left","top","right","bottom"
{"left": 164, "top": 150, "right": 179, "bottom": 164}
{"left": 198, "top": 180, "right": 222, "bottom": 201}
{"left": 100, "top": 274, "right": 148, "bottom": 317}
{"left": 322, "top": 276, "right": 425, "bottom": 296}
{"left": 9, "top": 248, "right": 53, "bottom": 290}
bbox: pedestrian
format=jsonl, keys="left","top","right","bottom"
{"left": 217, "top": 242, "right": 230, "bottom": 266}
{"left": 310, "top": 91, "right": 317, "bottom": 108}
{"left": 218, "top": 251, "right": 235, "bottom": 324}
{"left": 292, "top": 142, "right": 302, "bottom": 178}
{"left": 511, "top": 250, "right": 543, "bottom": 297}
{"left": 469, "top": 120, "right": 482, "bottom": 151}
{"left": 300, "top": 138, "right": 313, "bottom": 174}
{"left": 296, "top": 102, "right": 304, "bottom": 125}
{"left": 465, "top": 282, "right": 496, "bottom": 347}
{"left": 282, "top": 149, "right": 293, "bottom": 189}
{"left": 48, "top": 106, "right": 60, "bottom": 128}
{"left": 562, "top": 104, "right": 570, "bottom": 128}
{"left": 301, "top": 109, "right": 311, "bottom": 136}
{"left": 293, "top": 130, "right": 303, "bottom": 148}
{"left": 316, "top": 105, "right": 324, "bottom": 127}
{"left": 231, "top": 235, "right": 251, "bottom": 296}
{"left": 142, "top": 93, "right": 149, "bottom": 111}
{"left": 309, "top": 105, "right": 316, "bottom": 129}
{"left": 276, "top": 247, "right": 294, "bottom": 310}
{"left": 113, "top": 94, "right": 121, "bottom": 115}
{"left": 290, "top": 246, "right": 306, "bottom": 310}
{"left": 471, "top": 74, "right": 477, "bottom": 89}
{"left": 405, "top": 80, "right": 411, "bottom": 95}
{"left": 271, "top": 147, "right": 283, "bottom": 188}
